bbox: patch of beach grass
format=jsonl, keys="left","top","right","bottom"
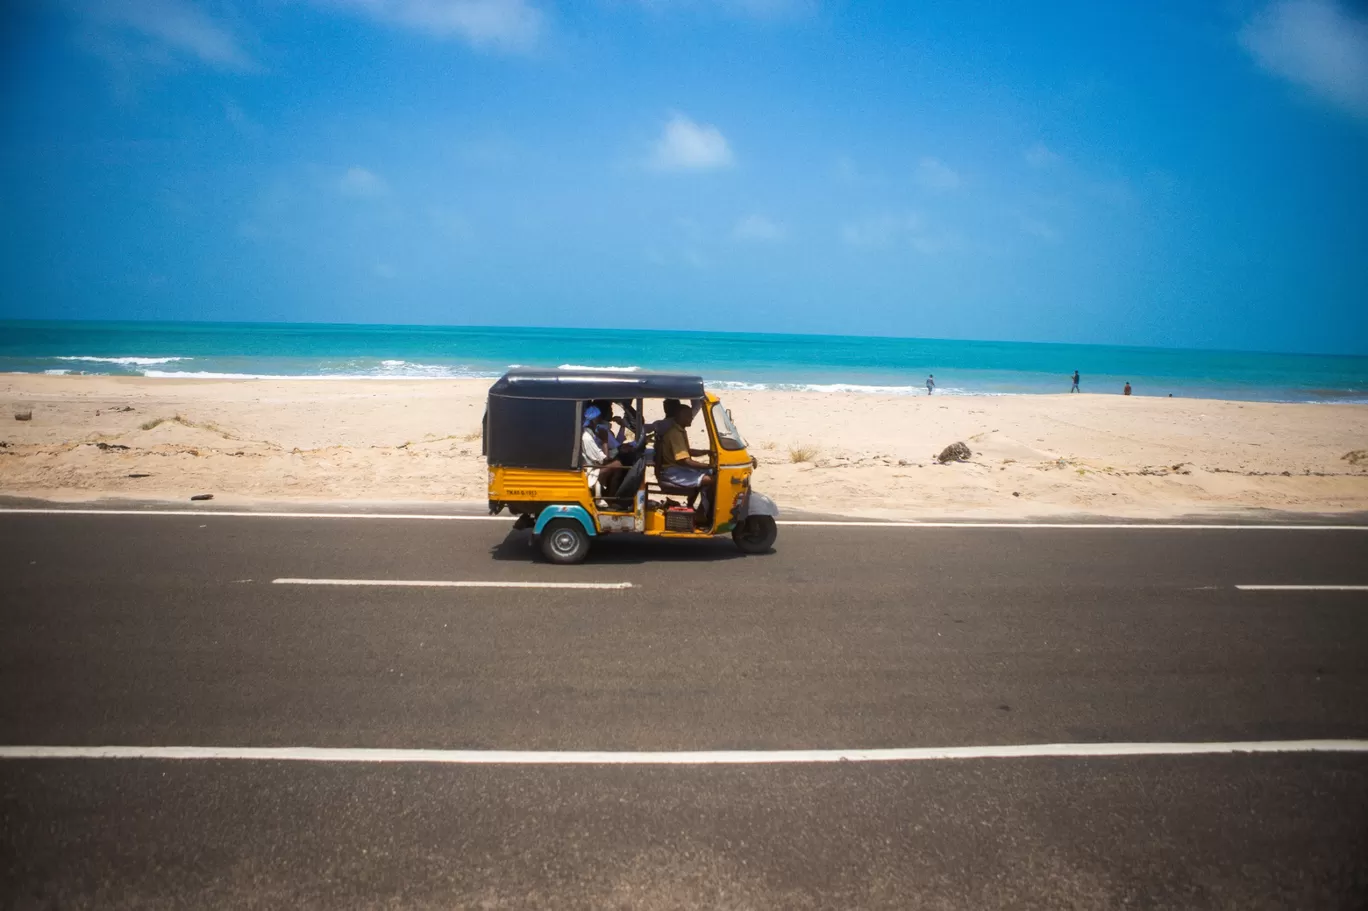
{"left": 137, "top": 414, "right": 236, "bottom": 439}
{"left": 789, "top": 445, "right": 819, "bottom": 463}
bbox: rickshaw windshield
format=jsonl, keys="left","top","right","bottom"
{"left": 711, "top": 402, "right": 746, "bottom": 450}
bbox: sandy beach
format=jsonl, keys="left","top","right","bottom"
{"left": 2, "top": 374, "right": 1365, "bottom": 518}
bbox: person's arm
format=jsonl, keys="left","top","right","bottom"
{"left": 682, "top": 428, "right": 711, "bottom": 462}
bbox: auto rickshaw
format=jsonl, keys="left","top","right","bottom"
{"left": 485, "top": 367, "right": 779, "bottom": 564}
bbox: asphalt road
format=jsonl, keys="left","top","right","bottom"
{"left": 2, "top": 510, "right": 1367, "bottom": 908}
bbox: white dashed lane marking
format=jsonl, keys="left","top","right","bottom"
{"left": 272, "top": 578, "right": 632, "bottom": 590}
{"left": 1236, "top": 585, "right": 1368, "bottom": 592}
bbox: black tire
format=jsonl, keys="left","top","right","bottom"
{"left": 732, "top": 515, "right": 777, "bottom": 554}
{"left": 539, "top": 518, "right": 591, "bottom": 565}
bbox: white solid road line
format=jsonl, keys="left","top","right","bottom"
{"left": 782, "top": 521, "right": 1368, "bottom": 530}
{"left": 0, "top": 508, "right": 507, "bottom": 521}
{"left": 1, "top": 740, "right": 1366, "bottom": 765}
{"left": 1236, "top": 585, "right": 1368, "bottom": 592}
{"left": 1, "top": 508, "right": 1366, "bottom": 530}
{"left": 273, "top": 578, "right": 632, "bottom": 590}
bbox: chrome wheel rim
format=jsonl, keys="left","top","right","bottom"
{"left": 550, "top": 528, "right": 580, "bottom": 557}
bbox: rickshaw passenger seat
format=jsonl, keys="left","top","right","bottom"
{"left": 613, "top": 458, "right": 647, "bottom": 498}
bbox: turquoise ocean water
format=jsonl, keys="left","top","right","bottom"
{"left": 3, "top": 320, "right": 1367, "bottom": 403}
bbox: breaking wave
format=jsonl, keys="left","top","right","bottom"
{"left": 56, "top": 356, "right": 190, "bottom": 366}
{"left": 707, "top": 379, "right": 1009, "bottom": 396}
{"left": 557, "top": 364, "right": 642, "bottom": 372}
{"left": 141, "top": 362, "right": 501, "bottom": 380}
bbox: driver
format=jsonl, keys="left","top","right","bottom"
{"left": 657, "top": 401, "right": 712, "bottom": 509}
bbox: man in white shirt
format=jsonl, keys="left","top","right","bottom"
{"left": 580, "top": 405, "right": 625, "bottom": 497}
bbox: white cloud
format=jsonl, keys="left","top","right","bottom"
{"left": 318, "top": 0, "right": 544, "bottom": 51}
{"left": 1024, "top": 142, "right": 1059, "bottom": 168}
{"left": 69, "top": 0, "right": 254, "bottom": 71}
{"left": 915, "top": 157, "right": 961, "bottom": 191}
{"left": 841, "top": 213, "right": 956, "bottom": 255}
{"left": 732, "top": 214, "right": 786, "bottom": 242}
{"left": 338, "top": 166, "right": 388, "bottom": 197}
{"left": 840, "top": 215, "right": 905, "bottom": 247}
{"left": 718, "top": 0, "right": 817, "bottom": 15}
{"left": 224, "top": 99, "right": 262, "bottom": 137}
{"left": 633, "top": 0, "right": 817, "bottom": 17}
{"left": 1240, "top": 0, "right": 1368, "bottom": 118}
{"left": 649, "top": 114, "right": 735, "bottom": 171}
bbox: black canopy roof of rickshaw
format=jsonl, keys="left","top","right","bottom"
{"left": 487, "top": 367, "right": 706, "bottom": 401}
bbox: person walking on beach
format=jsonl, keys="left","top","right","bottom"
{"left": 1071, "top": 370, "right": 1080, "bottom": 393}
{"left": 925, "top": 374, "right": 935, "bottom": 395}
{"left": 1123, "top": 382, "right": 1132, "bottom": 396}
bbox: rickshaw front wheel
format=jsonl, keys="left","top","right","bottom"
{"left": 540, "top": 518, "right": 591, "bottom": 565}
{"left": 732, "top": 516, "right": 778, "bottom": 554}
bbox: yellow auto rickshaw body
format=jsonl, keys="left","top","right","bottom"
{"left": 484, "top": 368, "right": 778, "bottom": 562}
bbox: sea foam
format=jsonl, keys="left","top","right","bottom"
{"left": 557, "top": 364, "right": 642, "bottom": 372}
{"left": 57, "top": 356, "right": 189, "bottom": 366}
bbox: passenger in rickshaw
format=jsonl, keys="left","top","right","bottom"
{"left": 588, "top": 400, "right": 626, "bottom": 448}
{"left": 611, "top": 398, "right": 678, "bottom": 468}
{"left": 593, "top": 399, "right": 647, "bottom": 467}
{"left": 657, "top": 400, "right": 714, "bottom": 511}
{"left": 650, "top": 399, "right": 681, "bottom": 438}
{"left": 580, "top": 405, "right": 627, "bottom": 498}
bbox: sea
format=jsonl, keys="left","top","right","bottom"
{"left": 3, "top": 320, "right": 1367, "bottom": 404}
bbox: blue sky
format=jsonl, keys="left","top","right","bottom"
{"left": 2, "top": 0, "right": 1366, "bottom": 354}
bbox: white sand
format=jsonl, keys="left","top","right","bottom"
{"left": 2, "top": 375, "right": 1366, "bottom": 518}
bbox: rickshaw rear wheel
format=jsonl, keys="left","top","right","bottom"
{"left": 732, "top": 516, "right": 777, "bottom": 554}
{"left": 540, "top": 518, "right": 591, "bottom": 565}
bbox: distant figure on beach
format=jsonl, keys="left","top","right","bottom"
{"left": 1071, "top": 370, "right": 1080, "bottom": 393}
{"left": 1123, "top": 382, "right": 1132, "bottom": 396}
{"left": 925, "top": 374, "right": 935, "bottom": 395}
